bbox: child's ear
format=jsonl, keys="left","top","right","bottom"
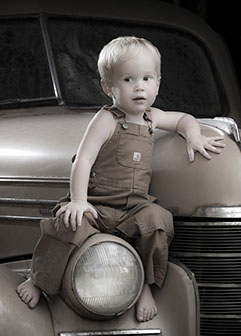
{"left": 100, "top": 79, "right": 112, "bottom": 97}
{"left": 156, "top": 76, "right": 161, "bottom": 95}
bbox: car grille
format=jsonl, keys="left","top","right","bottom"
{"left": 170, "top": 209, "right": 241, "bottom": 336}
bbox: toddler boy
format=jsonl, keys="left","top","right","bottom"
{"left": 17, "top": 36, "right": 224, "bottom": 322}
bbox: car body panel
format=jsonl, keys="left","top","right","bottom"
{"left": 0, "top": 265, "right": 54, "bottom": 336}
{"left": 0, "top": 107, "right": 94, "bottom": 259}
{"left": 151, "top": 125, "right": 241, "bottom": 216}
{"left": 0, "top": 260, "right": 198, "bottom": 336}
{"left": 0, "top": 106, "right": 93, "bottom": 179}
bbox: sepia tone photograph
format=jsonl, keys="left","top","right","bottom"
{"left": 0, "top": 1, "right": 240, "bottom": 335}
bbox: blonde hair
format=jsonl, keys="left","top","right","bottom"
{"left": 98, "top": 36, "right": 161, "bottom": 83}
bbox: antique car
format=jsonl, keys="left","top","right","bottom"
{"left": 0, "top": 1, "right": 241, "bottom": 335}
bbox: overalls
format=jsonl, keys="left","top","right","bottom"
{"left": 31, "top": 106, "right": 174, "bottom": 295}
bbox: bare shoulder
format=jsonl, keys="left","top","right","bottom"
{"left": 92, "top": 108, "right": 116, "bottom": 127}
{"left": 76, "top": 108, "right": 117, "bottom": 159}
{"left": 85, "top": 107, "right": 117, "bottom": 141}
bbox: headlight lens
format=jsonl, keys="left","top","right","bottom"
{"left": 61, "top": 234, "right": 144, "bottom": 319}
{"left": 74, "top": 241, "right": 142, "bottom": 314}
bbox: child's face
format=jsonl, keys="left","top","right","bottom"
{"left": 102, "top": 49, "right": 160, "bottom": 116}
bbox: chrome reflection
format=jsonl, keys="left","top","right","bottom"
{"left": 193, "top": 206, "right": 241, "bottom": 218}
{"left": 59, "top": 329, "right": 162, "bottom": 336}
{"left": 198, "top": 117, "right": 241, "bottom": 146}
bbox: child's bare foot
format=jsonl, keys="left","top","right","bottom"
{"left": 16, "top": 278, "right": 41, "bottom": 309}
{"left": 136, "top": 284, "right": 157, "bottom": 322}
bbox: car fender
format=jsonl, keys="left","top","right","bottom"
{"left": 0, "top": 265, "right": 54, "bottom": 336}
{"left": 151, "top": 123, "right": 241, "bottom": 216}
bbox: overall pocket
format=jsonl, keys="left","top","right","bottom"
{"left": 117, "top": 133, "right": 153, "bottom": 170}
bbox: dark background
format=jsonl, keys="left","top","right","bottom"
{"left": 163, "top": 0, "right": 241, "bottom": 91}
{"left": 1, "top": 0, "right": 240, "bottom": 92}
{"left": 206, "top": 1, "right": 240, "bottom": 90}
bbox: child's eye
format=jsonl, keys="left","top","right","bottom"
{"left": 143, "top": 76, "right": 151, "bottom": 81}
{"left": 124, "top": 77, "right": 133, "bottom": 82}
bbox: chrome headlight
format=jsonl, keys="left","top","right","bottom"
{"left": 61, "top": 234, "right": 144, "bottom": 320}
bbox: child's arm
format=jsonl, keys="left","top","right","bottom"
{"left": 56, "top": 109, "right": 116, "bottom": 231}
{"left": 176, "top": 114, "right": 225, "bottom": 162}
{"left": 152, "top": 108, "right": 225, "bottom": 162}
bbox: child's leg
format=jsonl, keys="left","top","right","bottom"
{"left": 136, "top": 284, "right": 157, "bottom": 322}
{"left": 16, "top": 212, "right": 99, "bottom": 308}
{"left": 136, "top": 204, "right": 173, "bottom": 321}
{"left": 16, "top": 216, "right": 77, "bottom": 308}
{"left": 118, "top": 202, "right": 173, "bottom": 321}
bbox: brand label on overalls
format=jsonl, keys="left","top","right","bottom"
{"left": 133, "top": 152, "right": 141, "bottom": 162}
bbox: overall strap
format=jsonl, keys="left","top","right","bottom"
{"left": 102, "top": 105, "right": 125, "bottom": 119}
{"left": 102, "top": 105, "right": 128, "bottom": 129}
{"left": 144, "top": 108, "right": 152, "bottom": 122}
{"left": 143, "top": 109, "right": 154, "bottom": 134}
{"left": 103, "top": 105, "right": 154, "bottom": 134}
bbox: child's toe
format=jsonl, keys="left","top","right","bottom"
{"left": 150, "top": 307, "right": 156, "bottom": 319}
{"left": 24, "top": 293, "right": 32, "bottom": 304}
{"left": 136, "top": 308, "right": 144, "bottom": 321}
{"left": 18, "top": 288, "right": 25, "bottom": 298}
{"left": 28, "top": 296, "right": 39, "bottom": 309}
{"left": 21, "top": 291, "right": 28, "bottom": 301}
{"left": 145, "top": 308, "right": 151, "bottom": 321}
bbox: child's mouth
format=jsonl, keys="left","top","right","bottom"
{"left": 133, "top": 97, "right": 146, "bottom": 101}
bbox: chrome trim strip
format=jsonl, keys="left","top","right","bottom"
{"left": 0, "top": 177, "right": 69, "bottom": 184}
{"left": 59, "top": 330, "right": 162, "bottom": 336}
{"left": 39, "top": 13, "right": 63, "bottom": 105}
{"left": 192, "top": 206, "right": 241, "bottom": 218}
{"left": 200, "top": 313, "right": 241, "bottom": 319}
{"left": 0, "top": 197, "right": 57, "bottom": 205}
{"left": 198, "top": 117, "right": 241, "bottom": 145}
{"left": 0, "top": 96, "right": 57, "bottom": 107}
{"left": 215, "top": 117, "right": 241, "bottom": 143}
{"left": 170, "top": 252, "right": 241, "bottom": 257}
{"left": 0, "top": 215, "right": 45, "bottom": 222}
{"left": 169, "top": 258, "right": 200, "bottom": 335}
{"left": 198, "top": 283, "right": 241, "bottom": 288}
{"left": 174, "top": 221, "right": 241, "bottom": 226}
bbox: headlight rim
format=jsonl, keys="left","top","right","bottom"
{"left": 61, "top": 233, "right": 144, "bottom": 320}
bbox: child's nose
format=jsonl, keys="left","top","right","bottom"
{"left": 135, "top": 81, "right": 144, "bottom": 91}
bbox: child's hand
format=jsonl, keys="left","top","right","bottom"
{"left": 55, "top": 200, "right": 98, "bottom": 231}
{"left": 187, "top": 135, "right": 225, "bottom": 162}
